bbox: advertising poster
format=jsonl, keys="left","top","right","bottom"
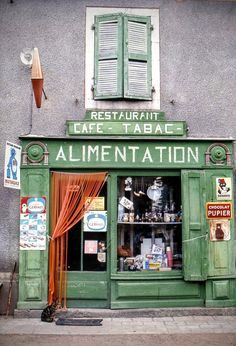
{"left": 216, "top": 177, "right": 232, "bottom": 200}
{"left": 209, "top": 220, "right": 230, "bottom": 241}
{"left": 84, "top": 240, "right": 98, "bottom": 254}
{"left": 83, "top": 211, "right": 107, "bottom": 232}
{"left": 20, "top": 197, "right": 47, "bottom": 250}
{"left": 206, "top": 202, "right": 232, "bottom": 219}
{"left": 85, "top": 197, "right": 105, "bottom": 211}
{"left": 4, "top": 141, "right": 22, "bottom": 189}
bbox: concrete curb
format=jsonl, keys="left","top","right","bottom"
{"left": 13, "top": 307, "right": 236, "bottom": 319}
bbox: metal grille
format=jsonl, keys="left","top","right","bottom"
{"left": 128, "top": 61, "right": 147, "bottom": 95}
{"left": 97, "top": 60, "right": 118, "bottom": 94}
{"left": 128, "top": 21, "right": 147, "bottom": 55}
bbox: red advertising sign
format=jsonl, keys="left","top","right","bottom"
{"left": 206, "top": 202, "right": 232, "bottom": 219}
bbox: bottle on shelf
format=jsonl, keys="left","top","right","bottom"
{"left": 163, "top": 203, "right": 170, "bottom": 222}
{"left": 177, "top": 205, "right": 182, "bottom": 222}
{"left": 166, "top": 246, "right": 173, "bottom": 268}
{"left": 129, "top": 207, "right": 134, "bottom": 223}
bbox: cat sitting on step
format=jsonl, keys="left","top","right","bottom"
{"left": 41, "top": 300, "right": 58, "bottom": 322}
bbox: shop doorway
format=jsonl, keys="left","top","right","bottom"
{"left": 49, "top": 172, "right": 109, "bottom": 308}
{"left": 66, "top": 183, "right": 109, "bottom": 308}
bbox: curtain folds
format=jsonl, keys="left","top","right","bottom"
{"left": 48, "top": 171, "right": 108, "bottom": 306}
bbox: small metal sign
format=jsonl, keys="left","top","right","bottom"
{"left": 85, "top": 197, "right": 105, "bottom": 211}
{"left": 209, "top": 220, "right": 230, "bottom": 241}
{"left": 216, "top": 177, "right": 232, "bottom": 200}
{"left": 83, "top": 211, "right": 107, "bottom": 232}
{"left": 4, "top": 141, "right": 22, "bottom": 189}
{"left": 206, "top": 202, "right": 232, "bottom": 219}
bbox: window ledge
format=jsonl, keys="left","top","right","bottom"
{"left": 111, "top": 271, "right": 183, "bottom": 280}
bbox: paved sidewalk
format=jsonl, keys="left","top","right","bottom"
{"left": 0, "top": 315, "right": 236, "bottom": 345}
{"left": 1, "top": 315, "right": 236, "bottom": 335}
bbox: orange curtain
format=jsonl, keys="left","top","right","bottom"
{"left": 48, "top": 171, "right": 108, "bottom": 306}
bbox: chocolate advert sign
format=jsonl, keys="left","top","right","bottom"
{"left": 206, "top": 202, "right": 232, "bottom": 219}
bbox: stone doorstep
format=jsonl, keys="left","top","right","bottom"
{"left": 13, "top": 307, "right": 236, "bottom": 319}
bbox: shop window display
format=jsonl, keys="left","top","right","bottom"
{"left": 117, "top": 176, "right": 182, "bottom": 272}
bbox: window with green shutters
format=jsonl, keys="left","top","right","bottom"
{"left": 94, "top": 14, "right": 152, "bottom": 100}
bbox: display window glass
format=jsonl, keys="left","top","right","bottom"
{"left": 117, "top": 176, "right": 182, "bottom": 272}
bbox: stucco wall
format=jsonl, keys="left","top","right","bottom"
{"left": 0, "top": 0, "right": 235, "bottom": 313}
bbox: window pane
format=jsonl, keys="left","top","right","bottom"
{"left": 117, "top": 176, "right": 182, "bottom": 272}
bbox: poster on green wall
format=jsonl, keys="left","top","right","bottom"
{"left": 216, "top": 177, "right": 232, "bottom": 200}
{"left": 19, "top": 197, "right": 47, "bottom": 250}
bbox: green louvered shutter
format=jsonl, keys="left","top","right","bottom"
{"left": 123, "top": 15, "right": 152, "bottom": 100}
{"left": 94, "top": 14, "right": 123, "bottom": 99}
{"left": 182, "top": 170, "right": 208, "bottom": 281}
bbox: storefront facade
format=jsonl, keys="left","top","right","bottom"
{"left": 17, "top": 111, "right": 236, "bottom": 310}
{"left": 1, "top": 1, "right": 236, "bottom": 315}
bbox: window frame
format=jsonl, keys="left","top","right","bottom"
{"left": 85, "top": 7, "right": 160, "bottom": 110}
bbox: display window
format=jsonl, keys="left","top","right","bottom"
{"left": 117, "top": 175, "right": 182, "bottom": 272}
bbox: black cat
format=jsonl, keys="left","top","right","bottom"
{"left": 41, "top": 300, "right": 58, "bottom": 322}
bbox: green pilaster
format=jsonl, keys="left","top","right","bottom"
{"left": 17, "top": 168, "right": 49, "bottom": 309}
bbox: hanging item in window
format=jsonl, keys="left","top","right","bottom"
{"left": 84, "top": 240, "right": 98, "bottom": 254}
{"left": 119, "top": 196, "right": 133, "bottom": 210}
{"left": 147, "top": 177, "right": 164, "bottom": 202}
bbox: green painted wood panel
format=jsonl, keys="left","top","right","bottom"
{"left": 123, "top": 15, "right": 152, "bottom": 100}
{"left": 17, "top": 168, "right": 49, "bottom": 309}
{"left": 116, "top": 281, "right": 201, "bottom": 298}
{"left": 94, "top": 14, "right": 123, "bottom": 99}
{"left": 205, "top": 279, "right": 236, "bottom": 307}
{"left": 111, "top": 280, "right": 204, "bottom": 309}
{"left": 206, "top": 170, "right": 235, "bottom": 277}
{"left": 182, "top": 170, "right": 207, "bottom": 281}
{"left": 66, "top": 272, "right": 108, "bottom": 306}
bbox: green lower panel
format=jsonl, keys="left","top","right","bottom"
{"left": 111, "top": 299, "right": 205, "bottom": 309}
{"left": 115, "top": 280, "right": 202, "bottom": 299}
{"left": 66, "top": 272, "right": 108, "bottom": 307}
{"left": 111, "top": 279, "right": 205, "bottom": 309}
{"left": 205, "top": 278, "right": 236, "bottom": 307}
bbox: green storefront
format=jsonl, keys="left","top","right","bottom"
{"left": 17, "top": 111, "right": 236, "bottom": 310}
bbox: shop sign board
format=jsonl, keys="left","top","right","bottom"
{"left": 21, "top": 139, "right": 233, "bottom": 169}
{"left": 66, "top": 121, "right": 186, "bottom": 136}
{"left": 53, "top": 141, "right": 201, "bottom": 168}
{"left": 85, "top": 110, "right": 165, "bottom": 121}
{"left": 4, "top": 141, "right": 22, "bottom": 189}
{"left": 206, "top": 202, "right": 232, "bottom": 219}
{"left": 20, "top": 197, "right": 47, "bottom": 250}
